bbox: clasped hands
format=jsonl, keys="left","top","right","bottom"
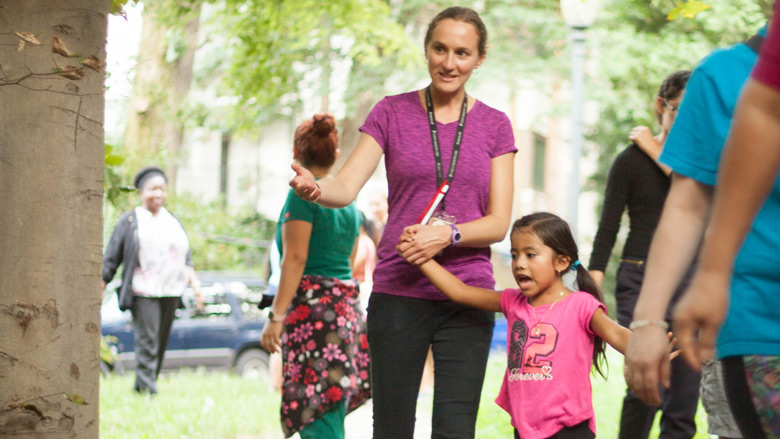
{"left": 396, "top": 224, "right": 452, "bottom": 266}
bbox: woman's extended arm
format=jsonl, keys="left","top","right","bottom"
{"left": 397, "top": 152, "right": 515, "bottom": 265}
{"left": 261, "top": 220, "right": 312, "bottom": 353}
{"left": 290, "top": 133, "right": 384, "bottom": 208}
{"left": 418, "top": 259, "right": 501, "bottom": 312}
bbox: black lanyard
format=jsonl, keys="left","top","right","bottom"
{"left": 425, "top": 86, "right": 468, "bottom": 210}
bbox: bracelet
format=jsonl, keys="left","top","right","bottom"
{"left": 268, "top": 310, "right": 286, "bottom": 323}
{"left": 629, "top": 319, "right": 669, "bottom": 330}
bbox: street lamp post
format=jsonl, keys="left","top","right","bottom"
{"left": 560, "top": 0, "right": 601, "bottom": 237}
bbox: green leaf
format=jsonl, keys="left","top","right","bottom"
{"left": 64, "top": 394, "right": 87, "bottom": 405}
{"left": 105, "top": 155, "right": 125, "bottom": 166}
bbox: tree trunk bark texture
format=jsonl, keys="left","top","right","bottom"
{"left": 0, "top": 2, "right": 106, "bottom": 438}
{"left": 123, "top": 4, "right": 199, "bottom": 187}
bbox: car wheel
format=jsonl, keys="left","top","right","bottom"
{"left": 234, "top": 348, "right": 269, "bottom": 379}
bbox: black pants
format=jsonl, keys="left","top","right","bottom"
{"left": 130, "top": 296, "right": 179, "bottom": 394}
{"left": 722, "top": 356, "right": 767, "bottom": 439}
{"left": 515, "top": 420, "right": 594, "bottom": 439}
{"left": 615, "top": 261, "right": 700, "bottom": 439}
{"left": 367, "top": 293, "right": 494, "bottom": 439}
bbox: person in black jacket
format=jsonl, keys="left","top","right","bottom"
{"left": 103, "top": 166, "right": 202, "bottom": 394}
{"left": 588, "top": 71, "right": 700, "bottom": 439}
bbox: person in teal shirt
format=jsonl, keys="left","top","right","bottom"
{"left": 624, "top": 21, "right": 774, "bottom": 439}
{"left": 261, "top": 114, "right": 370, "bottom": 439}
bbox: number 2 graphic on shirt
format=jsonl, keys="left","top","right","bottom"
{"left": 522, "top": 323, "right": 558, "bottom": 375}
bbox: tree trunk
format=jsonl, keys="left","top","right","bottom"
{"left": 123, "top": 3, "right": 200, "bottom": 188}
{"left": 0, "top": 2, "right": 106, "bottom": 438}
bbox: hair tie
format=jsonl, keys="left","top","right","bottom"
{"left": 571, "top": 260, "right": 581, "bottom": 271}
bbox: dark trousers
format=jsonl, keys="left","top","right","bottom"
{"left": 722, "top": 356, "right": 767, "bottom": 439}
{"left": 514, "top": 420, "right": 594, "bottom": 439}
{"left": 130, "top": 296, "right": 179, "bottom": 394}
{"left": 615, "top": 261, "right": 701, "bottom": 439}
{"left": 367, "top": 293, "right": 494, "bottom": 439}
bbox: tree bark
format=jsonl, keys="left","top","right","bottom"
{"left": 123, "top": 3, "right": 200, "bottom": 187}
{"left": 0, "top": 2, "right": 106, "bottom": 438}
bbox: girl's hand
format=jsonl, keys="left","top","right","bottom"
{"left": 289, "top": 163, "right": 321, "bottom": 201}
{"left": 261, "top": 320, "right": 284, "bottom": 353}
{"left": 667, "top": 332, "right": 681, "bottom": 360}
{"left": 396, "top": 224, "right": 451, "bottom": 265}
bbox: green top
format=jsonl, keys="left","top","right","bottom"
{"left": 275, "top": 188, "right": 361, "bottom": 280}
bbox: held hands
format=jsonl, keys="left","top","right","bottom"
{"left": 289, "top": 163, "right": 321, "bottom": 201}
{"left": 396, "top": 224, "right": 451, "bottom": 266}
{"left": 623, "top": 324, "right": 674, "bottom": 406}
{"left": 672, "top": 270, "right": 730, "bottom": 371}
{"left": 261, "top": 319, "right": 283, "bottom": 354}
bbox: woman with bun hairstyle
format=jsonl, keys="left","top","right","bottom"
{"left": 289, "top": 7, "right": 515, "bottom": 437}
{"left": 261, "top": 114, "right": 370, "bottom": 438}
{"left": 102, "top": 166, "right": 203, "bottom": 395}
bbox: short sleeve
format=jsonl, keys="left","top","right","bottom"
{"left": 359, "top": 97, "right": 392, "bottom": 151}
{"left": 660, "top": 67, "right": 725, "bottom": 186}
{"left": 753, "top": 17, "right": 780, "bottom": 90}
{"left": 279, "top": 189, "right": 315, "bottom": 225}
{"left": 491, "top": 113, "right": 517, "bottom": 158}
{"left": 578, "top": 294, "right": 607, "bottom": 336}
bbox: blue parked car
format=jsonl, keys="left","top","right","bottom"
{"left": 101, "top": 275, "right": 271, "bottom": 378}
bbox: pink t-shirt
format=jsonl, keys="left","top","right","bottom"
{"left": 752, "top": 5, "right": 780, "bottom": 90}
{"left": 360, "top": 91, "right": 516, "bottom": 300}
{"left": 496, "top": 290, "right": 605, "bottom": 439}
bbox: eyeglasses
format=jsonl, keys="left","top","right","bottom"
{"left": 662, "top": 98, "right": 679, "bottom": 112}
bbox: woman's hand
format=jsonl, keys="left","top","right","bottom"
{"left": 623, "top": 324, "right": 672, "bottom": 406}
{"left": 261, "top": 320, "right": 284, "bottom": 353}
{"left": 629, "top": 126, "right": 656, "bottom": 150}
{"left": 289, "top": 163, "right": 321, "bottom": 201}
{"left": 673, "top": 269, "right": 730, "bottom": 371}
{"left": 396, "top": 224, "right": 451, "bottom": 266}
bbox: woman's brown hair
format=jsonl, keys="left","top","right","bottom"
{"left": 294, "top": 113, "right": 338, "bottom": 169}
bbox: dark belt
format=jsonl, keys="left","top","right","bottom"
{"left": 619, "top": 258, "right": 645, "bottom": 267}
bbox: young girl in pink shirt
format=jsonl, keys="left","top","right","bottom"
{"left": 414, "top": 212, "right": 637, "bottom": 438}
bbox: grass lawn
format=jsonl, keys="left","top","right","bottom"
{"left": 101, "top": 348, "right": 711, "bottom": 439}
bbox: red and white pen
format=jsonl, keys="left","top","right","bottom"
{"left": 417, "top": 180, "right": 450, "bottom": 224}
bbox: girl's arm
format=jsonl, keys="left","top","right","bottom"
{"left": 290, "top": 133, "right": 384, "bottom": 208}
{"left": 261, "top": 220, "right": 312, "bottom": 353}
{"left": 418, "top": 260, "right": 501, "bottom": 312}
{"left": 397, "top": 152, "right": 515, "bottom": 265}
{"left": 589, "top": 308, "right": 631, "bottom": 354}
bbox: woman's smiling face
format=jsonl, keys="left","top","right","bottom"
{"left": 425, "top": 19, "right": 484, "bottom": 96}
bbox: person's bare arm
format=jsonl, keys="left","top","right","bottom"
{"left": 289, "top": 133, "right": 384, "bottom": 208}
{"left": 624, "top": 173, "right": 712, "bottom": 406}
{"left": 630, "top": 126, "right": 672, "bottom": 175}
{"left": 590, "top": 308, "right": 631, "bottom": 354}
{"left": 418, "top": 259, "right": 502, "bottom": 312}
{"left": 674, "top": 79, "right": 780, "bottom": 368}
{"left": 261, "top": 220, "right": 311, "bottom": 353}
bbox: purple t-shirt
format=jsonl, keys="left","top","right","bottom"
{"left": 360, "top": 91, "right": 516, "bottom": 300}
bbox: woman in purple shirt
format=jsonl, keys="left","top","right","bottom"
{"left": 290, "top": 7, "right": 516, "bottom": 438}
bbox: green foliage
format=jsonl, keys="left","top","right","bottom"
{"left": 668, "top": 1, "right": 711, "bottom": 20}
{"left": 104, "top": 144, "right": 135, "bottom": 208}
{"left": 167, "top": 194, "right": 276, "bottom": 272}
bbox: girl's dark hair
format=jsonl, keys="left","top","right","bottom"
{"left": 656, "top": 70, "right": 691, "bottom": 124}
{"left": 294, "top": 113, "right": 338, "bottom": 168}
{"left": 511, "top": 212, "right": 608, "bottom": 378}
{"left": 424, "top": 6, "right": 488, "bottom": 57}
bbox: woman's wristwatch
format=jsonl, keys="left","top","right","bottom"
{"left": 268, "top": 310, "right": 286, "bottom": 323}
{"left": 449, "top": 224, "right": 461, "bottom": 246}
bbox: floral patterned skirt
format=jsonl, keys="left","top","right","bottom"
{"left": 280, "top": 275, "right": 371, "bottom": 437}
